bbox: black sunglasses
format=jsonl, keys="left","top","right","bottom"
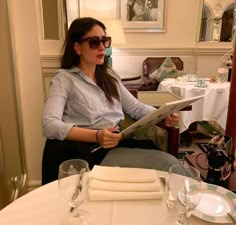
{"left": 79, "top": 36, "right": 112, "bottom": 49}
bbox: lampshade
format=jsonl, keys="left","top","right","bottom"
{"left": 101, "top": 19, "right": 126, "bottom": 45}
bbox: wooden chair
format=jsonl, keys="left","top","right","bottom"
{"left": 121, "top": 57, "right": 184, "bottom": 157}
{"left": 142, "top": 57, "right": 184, "bottom": 90}
{"left": 126, "top": 89, "right": 179, "bottom": 157}
{"left": 122, "top": 57, "right": 184, "bottom": 91}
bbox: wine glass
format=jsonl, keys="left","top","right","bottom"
{"left": 58, "top": 159, "right": 91, "bottom": 225}
{"left": 167, "top": 164, "right": 201, "bottom": 225}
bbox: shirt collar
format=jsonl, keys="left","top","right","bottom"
{"left": 64, "top": 66, "right": 95, "bottom": 84}
{"left": 66, "top": 66, "right": 81, "bottom": 73}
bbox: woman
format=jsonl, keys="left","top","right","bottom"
{"left": 41, "top": 17, "right": 181, "bottom": 185}
{"left": 131, "top": 0, "right": 146, "bottom": 21}
{"left": 145, "top": 0, "right": 158, "bottom": 21}
{"left": 127, "top": 0, "right": 135, "bottom": 21}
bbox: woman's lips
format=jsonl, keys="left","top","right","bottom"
{"left": 97, "top": 54, "right": 105, "bottom": 59}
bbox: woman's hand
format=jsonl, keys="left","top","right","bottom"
{"left": 164, "top": 113, "right": 179, "bottom": 127}
{"left": 97, "top": 128, "right": 122, "bottom": 149}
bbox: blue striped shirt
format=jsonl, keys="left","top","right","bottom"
{"left": 42, "top": 66, "right": 155, "bottom": 140}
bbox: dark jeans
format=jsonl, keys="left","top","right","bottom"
{"left": 41, "top": 138, "right": 157, "bottom": 185}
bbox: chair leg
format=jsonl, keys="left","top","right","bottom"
{"left": 157, "top": 122, "right": 179, "bottom": 157}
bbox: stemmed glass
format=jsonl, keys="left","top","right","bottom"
{"left": 167, "top": 164, "right": 201, "bottom": 225}
{"left": 58, "top": 159, "right": 91, "bottom": 225}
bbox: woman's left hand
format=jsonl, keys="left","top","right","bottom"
{"left": 164, "top": 113, "right": 179, "bottom": 127}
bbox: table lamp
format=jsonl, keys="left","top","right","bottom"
{"left": 101, "top": 19, "right": 126, "bottom": 66}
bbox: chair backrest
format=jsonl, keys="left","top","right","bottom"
{"left": 142, "top": 57, "right": 184, "bottom": 76}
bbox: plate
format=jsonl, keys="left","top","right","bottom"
{"left": 192, "top": 183, "right": 236, "bottom": 223}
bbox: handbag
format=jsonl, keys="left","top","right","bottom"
{"left": 204, "top": 135, "right": 234, "bottom": 188}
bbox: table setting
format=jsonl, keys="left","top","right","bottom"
{"left": 0, "top": 159, "right": 236, "bottom": 225}
{"left": 157, "top": 75, "right": 231, "bottom": 133}
{"left": 57, "top": 160, "right": 236, "bottom": 225}
{"left": 160, "top": 72, "right": 229, "bottom": 88}
{"left": 88, "top": 165, "right": 163, "bottom": 201}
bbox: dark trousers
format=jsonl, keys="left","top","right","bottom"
{"left": 41, "top": 138, "right": 157, "bottom": 185}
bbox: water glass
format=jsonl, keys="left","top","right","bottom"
{"left": 167, "top": 164, "right": 201, "bottom": 225}
{"left": 218, "top": 73, "right": 226, "bottom": 83}
{"left": 58, "top": 159, "right": 91, "bottom": 225}
{"left": 188, "top": 74, "right": 197, "bottom": 82}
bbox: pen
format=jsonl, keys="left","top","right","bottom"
{"left": 91, "top": 125, "right": 120, "bottom": 153}
{"left": 91, "top": 146, "right": 102, "bottom": 153}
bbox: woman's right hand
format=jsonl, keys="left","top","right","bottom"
{"left": 97, "top": 128, "right": 122, "bottom": 149}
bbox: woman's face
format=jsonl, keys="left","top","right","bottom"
{"left": 74, "top": 25, "right": 108, "bottom": 67}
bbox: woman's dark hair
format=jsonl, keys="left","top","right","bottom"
{"left": 61, "top": 17, "right": 119, "bottom": 104}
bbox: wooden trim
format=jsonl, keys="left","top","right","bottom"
{"left": 41, "top": 45, "right": 232, "bottom": 61}
{"left": 112, "top": 46, "right": 231, "bottom": 56}
{"left": 0, "top": 132, "right": 9, "bottom": 209}
{"left": 225, "top": 43, "right": 236, "bottom": 154}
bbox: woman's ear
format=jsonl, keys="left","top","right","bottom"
{"left": 74, "top": 42, "right": 81, "bottom": 55}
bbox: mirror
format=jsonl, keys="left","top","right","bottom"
{"left": 40, "top": 0, "right": 66, "bottom": 40}
{"left": 198, "top": 0, "right": 235, "bottom": 42}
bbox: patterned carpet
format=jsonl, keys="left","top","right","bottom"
{"left": 178, "top": 121, "right": 225, "bottom": 160}
{"left": 178, "top": 126, "right": 211, "bottom": 160}
{"left": 196, "top": 143, "right": 209, "bottom": 153}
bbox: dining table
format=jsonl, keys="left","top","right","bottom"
{"left": 0, "top": 169, "right": 234, "bottom": 225}
{"left": 157, "top": 78, "right": 231, "bottom": 133}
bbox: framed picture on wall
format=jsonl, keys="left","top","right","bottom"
{"left": 120, "top": 0, "right": 167, "bottom": 32}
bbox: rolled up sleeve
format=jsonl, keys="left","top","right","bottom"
{"left": 42, "top": 72, "right": 76, "bottom": 140}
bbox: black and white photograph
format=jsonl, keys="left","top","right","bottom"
{"left": 121, "top": 0, "right": 166, "bottom": 32}
{"left": 126, "top": 0, "right": 159, "bottom": 21}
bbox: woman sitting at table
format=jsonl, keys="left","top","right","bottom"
{"left": 41, "top": 17, "right": 182, "bottom": 185}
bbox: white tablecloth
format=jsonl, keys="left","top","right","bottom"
{"left": 0, "top": 170, "right": 227, "bottom": 225}
{"left": 158, "top": 79, "right": 230, "bottom": 133}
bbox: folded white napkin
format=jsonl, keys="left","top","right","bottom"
{"left": 90, "top": 165, "right": 157, "bottom": 183}
{"left": 88, "top": 166, "right": 163, "bottom": 201}
{"left": 89, "top": 190, "right": 163, "bottom": 201}
{"left": 90, "top": 179, "right": 161, "bottom": 192}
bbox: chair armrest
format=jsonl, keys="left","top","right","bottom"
{"left": 157, "top": 121, "right": 179, "bottom": 157}
{"left": 119, "top": 113, "right": 179, "bottom": 157}
{"left": 124, "top": 89, "right": 180, "bottom": 157}
{"left": 127, "top": 89, "right": 138, "bottom": 98}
